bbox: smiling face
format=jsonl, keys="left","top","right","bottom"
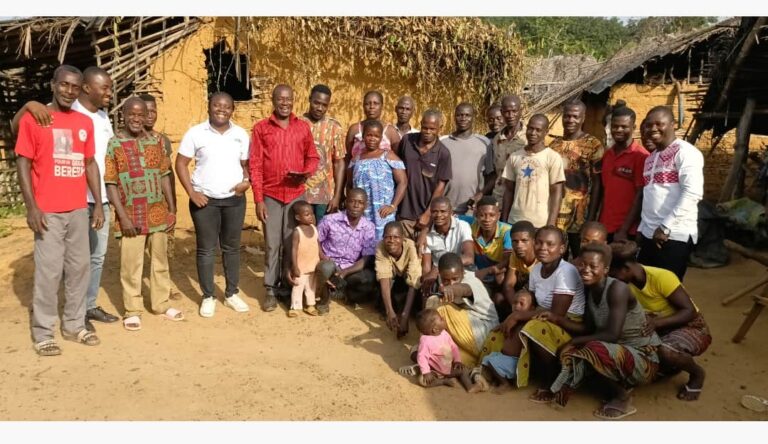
{"left": 454, "top": 105, "right": 474, "bottom": 132}
{"left": 363, "top": 125, "right": 383, "bottom": 151}
{"left": 382, "top": 226, "right": 404, "bottom": 256}
{"left": 486, "top": 108, "right": 503, "bottom": 133}
{"left": 51, "top": 71, "right": 82, "bottom": 111}
{"left": 535, "top": 229, "right": 565, "bottom": 264}
{"left": 308, "top": 91, "right": 330, "bottom": 121}
{"left": 208, "top": 94, "right": 234, "bottom": 127}
{"left": 272, "top": 87, "right": 294, "bottom": 119}
{"left": 640, "top": 120, "right": 657, "bottom": 152}
{"left": 430, "top": 201, "right": 452, "bottom": 230}
{"left": 83, "top": 73, "right": 113, "bottom": 109}
{"left": 562, "top": 104, "right": 585, "bottom": 136}
{"left": 363, "top": 92, "right": 383, "bottom": 120}
{"left": 123, "top": 101, "right": 147, "bottom": 137}
{"left": 578, "top": 251, "right": 608, "bottom": 286}
{"left": 645, "top": 110, "right": 676, "bottom": 149}
{"left": 611, "top": 115, "right": 634, "bottom": 146}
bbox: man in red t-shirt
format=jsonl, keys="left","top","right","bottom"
{"left": 597, "top": 104, "right": 649, "bottom": 242}
{"left": 250, "top": 84, "right": 319, "bottom": 311}
{"left": 15, "top": 65, "right": 105, "bottom": 356}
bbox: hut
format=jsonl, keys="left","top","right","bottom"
{"left": 526, "top": 17, "right": 768, "bottom": 200}
{"left": 0, "top": 17, "right": 525, "bottom": 229}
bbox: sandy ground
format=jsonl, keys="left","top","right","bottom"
{"left": 0, "top": 218, "right": 767, "bottom": 421}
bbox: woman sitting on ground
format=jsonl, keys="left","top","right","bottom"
{"left": 549, "top": 242, "right": 661, "bottom": 420}
{"left": 481, "top": 226, "right": 586, "bottom": 401}
{"left": 609, "top": 240, "right": 712, "bottom": 401}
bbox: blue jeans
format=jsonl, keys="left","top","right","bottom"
{"left": 86, "top": 202, "right": 111, "bottom": 310}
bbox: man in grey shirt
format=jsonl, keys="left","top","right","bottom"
{"left": 441, "top": 103, "right": 493, "bottom": 215}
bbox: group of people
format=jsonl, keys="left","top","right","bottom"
{"left": 14, "top": 63, "right": 711, "bottom": 420}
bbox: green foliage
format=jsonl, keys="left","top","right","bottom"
{"left": 485, "top": 16, "right": 719, "bottom": 61}
{"left": 0, "top": 204, "right": 24, "bottom": 219}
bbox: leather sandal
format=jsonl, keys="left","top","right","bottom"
{"left": 62, "top": 329, "right": 100, "bottom": 346}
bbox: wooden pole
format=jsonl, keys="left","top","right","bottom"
{"left": 719, "top": 98, "right": 755, "bottom": 203}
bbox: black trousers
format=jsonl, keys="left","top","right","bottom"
{"left": 637, "top": 233, "right": 693, "bottom": 281}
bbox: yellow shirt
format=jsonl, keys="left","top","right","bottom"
{"left": 629, "top": 265, "right": 699, "bottom": 317}
{"left": 375, "top": 238, "right": 422, "bottom": 289}
{"left": 508, "top": 254, "right": 538, "bottom": 289}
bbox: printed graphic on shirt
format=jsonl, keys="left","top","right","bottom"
{"left": 643, "top": 143, "right": 681, "bottom": 186}
{"left": 52, "top": 128, "right": 85, "bottom": 178}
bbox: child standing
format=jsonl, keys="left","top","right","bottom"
{"left": 289, "top": 201, "right": 320, "bottom": 317}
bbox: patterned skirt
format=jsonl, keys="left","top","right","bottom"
{"left": 550, "top": 341, "right": 660, "bottom": 398}
{"left": 659, "top": 312, "right": 712, "bottom": 357}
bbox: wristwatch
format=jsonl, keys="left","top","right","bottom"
{"left": 659, "top": 225, "right": 671, "bottom": 236}
{"left": 242, "top": 177, "right": 250, "bottom": 183}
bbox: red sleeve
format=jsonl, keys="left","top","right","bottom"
{"left": 634, "top": 151, "right": 649, "bottom": 188}
{"left": 83, "top": 119, "right": 95, "bottom": 159}
{"left": 249, "top": 122, "right": 264, "bottom": 203}
{"left": 302, "top": 125, "right": 319, "bottom": 175}
{"left": 14, "top": 114, "right": 38, "bottom": 159}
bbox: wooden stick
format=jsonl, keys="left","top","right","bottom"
{"left": 722, "top": 275, "right": 768, "bottom": 305}
{"left": 732, "top": 294, "right": 767, "bottom": 343}
{"left": 719, "top": 97, "right": 755, "bottom": 202}
{"left": 724, "top": 239, "right": 768, "bottom": 267}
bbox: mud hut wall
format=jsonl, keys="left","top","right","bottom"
{"left": 147, "top": 21, "right": 487, "bottom": 231}
{"left": 609, "top": 82, "right": 768, "bottom": 201}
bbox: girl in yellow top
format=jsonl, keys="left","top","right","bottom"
{"left": 609, "top": 240, "right": 712, "bottom": 401}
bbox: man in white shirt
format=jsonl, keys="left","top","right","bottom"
{"left": 637, "top": 106, "right": 704, "bottom": 281}
{"left": 420, "top": 197, "right": 474, "bottom": 295}
{"left": 11, "top": 67, "right": 119, "bottom": 330}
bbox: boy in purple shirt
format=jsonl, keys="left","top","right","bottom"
{"left": 315, "top": 188, "right": 377, "bottom": 314}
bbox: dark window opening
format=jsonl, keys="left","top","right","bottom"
{"left": 204, "top": 40, "right": 251, "bottom": 101}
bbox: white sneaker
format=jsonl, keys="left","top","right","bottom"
{"left": 224, "top": 292, "right": 250, "bottom": 313}
{"left": 199, "top": 297, "right": 216, "bottom": 318}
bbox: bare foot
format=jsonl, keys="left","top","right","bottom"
{"left": 528, "top": 388, "right": 555, "bottom": 404}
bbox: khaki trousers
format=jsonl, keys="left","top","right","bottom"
{"left": 120, "top": 232, "right": 171, "bottom": 317}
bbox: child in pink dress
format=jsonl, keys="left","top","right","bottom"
{"left": 408, "top": 309, "right": 474, "bottom": 389}
{"left": 288, "top": 201, "right": 320, "bottom": 317}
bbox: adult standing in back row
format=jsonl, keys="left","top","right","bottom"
{"left": 637, "top": 106, "right": 703, "bottom": 281}
{"left": 251, "top": 85, "right": 319, "bottom": 311}
{"left": 176, "top": 92, "right": 252, "bottom": 318}
{"left": 550, "top": 99, "right": 604, "bottom": 257}
{"left": 490, "top": 95, "right": 526, "bottom": 206}
{"left": 397, "top": 109, "right": 452, "bottom": 239}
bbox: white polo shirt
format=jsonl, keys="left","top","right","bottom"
{"left": 425, "top": 216, "right": 473, "bottom": 266}
{"left": 72, "top": 99, "right": 113, "bottom": 204}
{"left": 178, "top": 120, "right": 250, "bottom": 199}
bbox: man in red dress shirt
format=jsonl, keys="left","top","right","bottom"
{"left": 250, "top": 84, "right": 319, "bottom": 311}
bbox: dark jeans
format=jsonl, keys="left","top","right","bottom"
{"left": 315, "top": 258, "right": 376, "bottom": 307}
{"left": 190, "top": 195, "right": 246, "bottom": 298}
{"left": 606, "top": 232, "right": 637, "bottom": 243}
{"left": 637, "top": 233, "right": 693, "bottom": 281}
{"left": 566, "top": 232, "right": 581, "bottom": 261}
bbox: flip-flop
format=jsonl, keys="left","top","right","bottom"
{"left": 593, "top": 402, "right": 638, "bottom": 420}
{"left": 677, "top": 384, "right": 702, "bottom": 401}
{"left": 123, "top": 316, "right": 141, "bottom": 331}
{"left": 398, "top": 364, "right": 419, "bottom": 376}
{"left": 741, "top": 395, "right": 768, "bottom": 413}
{"left": 161, "top": 308, "right": 184, "bottom": 321}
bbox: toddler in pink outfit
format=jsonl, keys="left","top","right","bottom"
{"left": 288, "top": 201, "right": 321, "bottom": 317}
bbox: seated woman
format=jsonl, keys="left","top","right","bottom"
{"left": 482, "top": 226, "right": 586, "bottom": 401}
{"left": 348, "top": 119, "right": 407, "bottom": 240}
{"left": 609, "top": 240, "right": 712, "bottom": 401}
{"left": 550, "top": 242, "right": 661, "bottom": 420}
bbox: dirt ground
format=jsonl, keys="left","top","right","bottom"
{"left": 0, "top": 218, "right": 766, "bottom": 421}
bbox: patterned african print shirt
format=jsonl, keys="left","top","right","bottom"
{"left": 549, "top": 134, "right": 604, "bottom": 233}
{"left": 300, "top": 115, "right": 345, "bottom": 205}
{"left": 104, "top": 134, "right": 172, "bottom": 238}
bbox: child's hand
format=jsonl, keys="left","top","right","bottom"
{"left": 451, "top": 362, "right": 466, "bottom": 376}
{"left": 422, "top": 372, "right": 436, "bottom": 386}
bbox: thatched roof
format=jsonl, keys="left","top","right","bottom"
{"left": 689, "top": 17, "right": 768, "bottom": 140}
{"left": 527, "top": 18, "right": 740, "bottom": 115}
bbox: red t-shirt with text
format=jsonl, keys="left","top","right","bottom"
{"left": 15, "top": 110, "right": 95, "bottom": 213}
{"left": 599, "top": 140, "right": 649, "bottom": 234}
